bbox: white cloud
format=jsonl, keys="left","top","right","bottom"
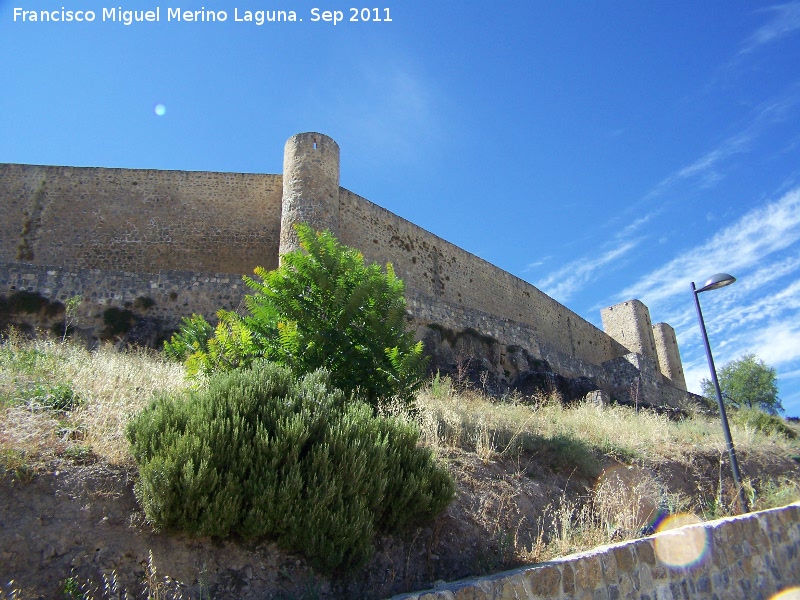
{"left": 523, "top": 256, "right": 552, "bottom": 271}
{"left": 740, "top": 2, "right": 800, "bottom": 54}
{"left": 780, "top": 368, "right": 800, "bottom": 380}
{"left": 535, "top": 240, "right": 639, "bottom": 302}
{"left": 617, "top": 186, "right": 800, "bottom": 312}
{"left": 333, "top": 63, "right": 441, "bottom": 163}
{"left": 750, "top": 319, "right": 800, "bottom": 367}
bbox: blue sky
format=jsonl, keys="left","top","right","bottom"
{"left": 2, "top": 2, "right": 800, "bottom": 416}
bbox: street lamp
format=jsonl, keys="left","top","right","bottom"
{"left": 691, "top": 273, "right": 749, "bottom": 513}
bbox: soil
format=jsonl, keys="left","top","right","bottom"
{"left": 1, "top": 445, "right": 798, "bottom": 599}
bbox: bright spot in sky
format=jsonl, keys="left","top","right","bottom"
{"left": 771, "top": 588, "right": 800, "bottom": 600}
{"left": 653, "top": 513, "right": 708, "bottom": 568}
{"left": 154, "top": 104, "right": 166, "bottom": 117}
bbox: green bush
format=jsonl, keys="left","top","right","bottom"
{"left": 731, "top": 407, "right": 796, "bottom": 439}
{"left": 165, "top": 224, "right": 427, "bottom": 405}
{"left": 7, "top": 290, "right": 49, "bottom": 314}
{"left": 126, "top": 362, "right": 453, "bottom": 572}
{"left": 163, "top": 313, "right": 214, "bottom": 362}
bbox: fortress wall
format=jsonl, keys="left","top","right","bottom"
{"left": 395, "top": 502, "right": 800, "bottom": 600}
{"left": 0, "top": 262, "right": 244, "bottom": 332}
{"left": 0, "top": 134, "right": 687, "bottom": 400}
{"left": 338, "top": 189, "right": 629, "bottom": 367}
{"left": 0, "top": 164, "right": 283, "bottom": 276}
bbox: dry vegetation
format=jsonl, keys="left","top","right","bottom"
{"left": 2, "top": 330, "right": 800, "bottom": 598}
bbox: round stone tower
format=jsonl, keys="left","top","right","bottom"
{"left": 279, "top": 132, "right": 340, "bottom": 258}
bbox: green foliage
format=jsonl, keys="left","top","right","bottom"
{"left": 3, "top": 379, "right": 81, "bottom": 411}
{"left": 62, "top": 295, "right": 82, "bottom": 342}
{"left": 163, "top": 314, "right": 214, "bottom": 361}
{"left": 754, "top": 478, "right": 800, "bottom": 510}
{"left": 28, "top": 381, "right": 81, "bottom": 411}
{"left": 730, "top": 407, "right": 796, "bottom": 439}
{"left": 60, "top": 576, "right": 87, "bottom": 600}
{"left": 0, "top": 448, "right": 35, "bottom": 484}
{"left": 167, "top": 224, "right": 427, "bottom": 405}
{"left": 126, "top": 362, "right": 454, "bottom": 573}
{"left": 702, "top": 353, "right": 782, "bottom": 415}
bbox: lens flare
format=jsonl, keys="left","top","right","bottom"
{"left": 653, "top": 513, "right": 708, "bottom": 567}
{"left": 154, "top": 104, "right": 166, "bottom": 117}
{"left": 771, "top": 588, "right": 800, "bottom": 600}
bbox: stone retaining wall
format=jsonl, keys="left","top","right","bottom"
{"left": 393, "top": 502, "right": 800, "bottom": 600}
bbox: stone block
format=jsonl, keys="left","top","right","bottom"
{"left": 635, "top": 540, "right": 656, "bottom": 566}
{"left": 585, "top": 390, "right": 610, "bottom": 406}
{"left": 613, "top": 546, "right": 635, "bottom": 572}
{"left": 526, "top": 564, "right": 561, "bottom": 596}
{"left": 575, "top": 556, "right": 603, "bottom": 590}
{"left": 562, "top": 563, "right": 575, "bottom": 594}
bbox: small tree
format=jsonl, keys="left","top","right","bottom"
{"left": 62, "top": 295, "right": 82, "bottom": 342}
{"left": 702, "top": 353, "right": 782, "bottom": 415}
{"left": 166, "top": 224, "right": 427, "bottom": 405}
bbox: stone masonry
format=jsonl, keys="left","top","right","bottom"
{"left": 391, "top": 502, "right": 800, "bottom": 600}
{"left": 0, "top": 132, "right": 693, "bottom": 406}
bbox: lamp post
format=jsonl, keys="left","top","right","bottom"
{"left": 691, "top": 273, "right": 749, "bottom": 513}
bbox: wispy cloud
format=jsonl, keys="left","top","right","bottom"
{"left": 523, "top": 256, "right": 552, "bottom": 272}
{"left": 616, "top": 186, "right": 800, "bottom": 311}
{"left": 535, "top": 239, "right": 639, "bottom": 302}
{"left": 617, "top": 187, "right": 800, "bottom": 414}
{"left": 750, "top": 319, "right": 800, "bottom": 367}
{"left": 740, "top": 2, "right": 800, "bottom": 55}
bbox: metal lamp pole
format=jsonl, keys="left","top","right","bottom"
{"left": 691, "top": 273, "right": 749, "bottom": 513}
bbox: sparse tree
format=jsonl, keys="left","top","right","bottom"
{"left": 62, "top": 295, "right": 82, "bottom": 342}
{"left": 702, "top": 353, "right": 782, "bottom": 415}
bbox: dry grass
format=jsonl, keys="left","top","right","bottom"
{"left": 412, "top": 373, "right": 800, "bottom": 469}
{"left": 408, "top": 373, "right": 800, "bottom": 567}
{"left": 2, "top": 335, "right": 799, "bottom": 584}
{"left": 1, "top": 329, "right": 188, "bottom": 467}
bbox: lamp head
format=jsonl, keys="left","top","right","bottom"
{"left": 697, "top": 273, "right": 736, "bottom": 293}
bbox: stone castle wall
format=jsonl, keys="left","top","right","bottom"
{"left": 338, "top": 189, "right": 629, "bottom": 369}
{"left": 0, "top": 163, "right": 283, "bottom": 275}
{"left": 0, "top": 132, "right": 692, "bottom": 405}
{"left": 393, "top": 502, "right": 800, "bottom": 600}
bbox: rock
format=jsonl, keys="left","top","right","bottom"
{"left": 585, "top": 390, "right": 610, "bottom": 406}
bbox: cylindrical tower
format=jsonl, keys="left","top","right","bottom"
{"left": 279, "top": 133, "right": 340, "bottom": 258}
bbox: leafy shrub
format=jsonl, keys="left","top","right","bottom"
{"left": 5, "top": 381, "right": 81, "bottom": 411}
{"left": 731, "top": 407, "right": 796, "bottom": 439}
{"left": 166, "top": 224, "right": 427, "bottom": 405}
{"left": 32, "top": 382, "right": 81, "bottom": 411}
{"left": 126, "top": 362, "right": 453, "bottom": 572}
{"left": 162, "top": 313, "right": 214, "bottom": 362}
